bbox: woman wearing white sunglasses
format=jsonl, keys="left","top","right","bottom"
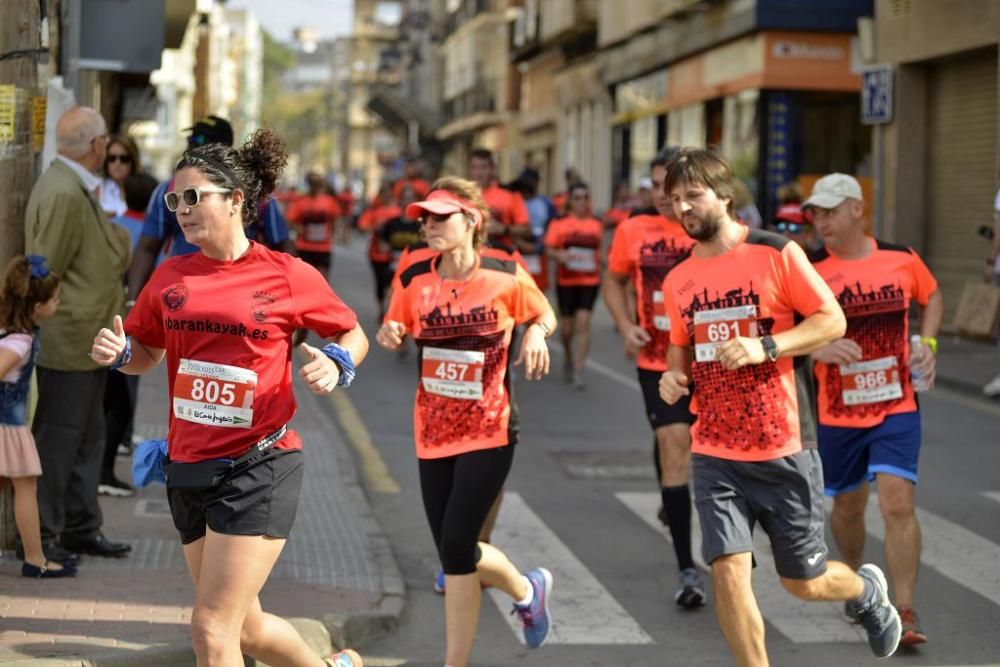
{"left": 90, "top": 129, "right": 369, "bottom": 667}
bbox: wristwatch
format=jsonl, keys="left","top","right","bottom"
{"left": 761, "top": 335, "right": 779, "bottom": 362}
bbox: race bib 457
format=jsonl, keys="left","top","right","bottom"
{"left": 421, "top": 347, "right": 485, "bottom": 400}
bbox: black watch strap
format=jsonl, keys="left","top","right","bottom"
{"left": 761, "top": 335, "right": 779, "bottom": 362}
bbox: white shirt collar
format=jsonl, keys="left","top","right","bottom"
{"left": 56, "top": 155, "right": 102, "bottom": 193}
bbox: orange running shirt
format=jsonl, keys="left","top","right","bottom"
{"left": 287, "top": 194, "right": 341, "bottom": 253}
{"left": 810, "top": 239, "right": 938, "bottom": 428}
{"left": 386, "top": 256, "right": 550, "bottom": 459}
{"left": 663, "top": 229, "right": 836, "bottom": 461}
{"left": 393, "top": 241, "right": 527, "bottom": 289}
{"left": 392, "top": 178, "right": 431, "bottom": 201}
{"left": 483, "top": 182, "right": 529, "bottom": 247}
{"left": 544, "top": 216, "right": 603, "bottom": 287}
{"left": 607, "top": 214, "right": 695, "bottom": 372}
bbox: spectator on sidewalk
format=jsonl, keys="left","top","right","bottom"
{"left": 99, "top": 135, "right": 141, "bottom": 217}
{"left": 91, "top": 128, "right": 369, "bottom": 667}
{"left": 24, "top": 105, "right": 132, "bottom": 560}
{"left": 101, "top": 172, "right": 159, "bottom": 498}
{"left": 0, "top": 256, "right": 76, "bottom": 578}
{"left": 982, "top": 184, "right": 1000, "bottom": 398}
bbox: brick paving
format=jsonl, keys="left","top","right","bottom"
{"left": 0, "top": 363, "right": 389, "bottom": 663}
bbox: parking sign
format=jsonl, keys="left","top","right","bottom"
{"left": 862, "top": 65, "right": 893, "bottom": 125}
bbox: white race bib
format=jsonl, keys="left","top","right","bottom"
{"left": 652, "top": 289, "right": 670, "bottom": 331}
{"left": 305, "top": 222, "right": 327, "bottom": 242}
{"left": 173, "top": 359, "right": 257, "bottom": 429}
{"left": 421, "top": 347, "right": 485, "bottom": 400}
{"left": 565, "top": 246, "right": 597, "bottom": 273}
{"left": 839, "top": 356, "right": 903, "bottom": 405}
{"left": 693, "top": 305, "right": 758, "bottom": 362}
{"left": 522, "top": 254, "right": 542, "bottom": 275}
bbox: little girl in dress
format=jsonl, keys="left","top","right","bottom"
{"left": 0, "top": 255, "right": 75, "bottom": 578}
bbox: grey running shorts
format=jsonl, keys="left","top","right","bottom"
{"left": 692, "top": 449, "right": 828, "bottom": 580}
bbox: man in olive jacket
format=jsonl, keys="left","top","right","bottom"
{"left": 25, "top": 106, "right": 132, "bottom": 560}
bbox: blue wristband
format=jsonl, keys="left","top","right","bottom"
{"left": 109, "top": 336, "right": 132, "bottom": 371}
{"left": 321, "top": 342, "right": 356, "bottom": 388}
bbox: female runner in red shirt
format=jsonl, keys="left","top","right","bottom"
{"left": 376, "top": 177, "right": 558, "bottom": 667}
{"left": 90, "top": 130, "right": 369, "bottom": 667}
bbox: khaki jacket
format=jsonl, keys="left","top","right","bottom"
{"left": 25, "top": 159, "right": 129, "bottom": 371}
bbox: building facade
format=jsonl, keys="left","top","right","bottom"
{"left": 875, "top": 0, "right": 999, "bottom": 322}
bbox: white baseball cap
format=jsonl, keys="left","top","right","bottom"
{"left": 802, "top": 173, "right": 863, "bottom": 209}
{"left": 638, "top": 177, "right": 653, "bottom": 191}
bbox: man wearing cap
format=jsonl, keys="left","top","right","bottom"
{"left": 127, "top": 117, "right": 296, "bottom": 306}
{"left": 804, "top": 173, "right": 943, "bottom": 646}
{"left": 772, "top": 202, "right": 819, "bottom": 252}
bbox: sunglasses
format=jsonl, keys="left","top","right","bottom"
{"left": 420, "top": 212, "right": 455, "bottom": 224}
{"left": 775, "top": 222, "right": 807, "bottom": 234}
{"left": 164, "top": 186, "right": 232, "bottom": 212}
{"left": 106, "top": 154, "right": 132, "bottom": 164}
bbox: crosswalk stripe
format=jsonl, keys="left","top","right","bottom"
{"left": 616, "top": 491, "right": 864, "bottom": 644}
{"left": 982, "top": 491, "right": 1000, "bottom": 505}
{"left": 486, "top": 492, "right": 654, "bottom": 645}
{"left": 862, "top": 496, "right": 1000, "bottom": 608}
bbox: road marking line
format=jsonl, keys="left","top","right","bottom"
{"left": 860, "top": 496, "right": 1000, "bottom": 607}
{"left": 326, "top": 390, "right": 401, "bottom": 494}
{"left": 616, "top": 491, "right": 864, "bottom": 644}
{"left": 929, "top": 385, "right": 1000, "bottom": 417}
{"left": 487, "top": 492, "right": 654, "bottom": 645}
{"left": 982, "top": 491, "right": 1000, "bottom": 505}
{"left": 550, "top": 346, "right": 640, "bottom": 392}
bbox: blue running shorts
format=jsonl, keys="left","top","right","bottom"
{"left": 817, "top": 410, "right": 922, "bottom": 496}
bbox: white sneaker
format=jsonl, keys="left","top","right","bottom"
{"left": 983, "top": 374, "right": 1000, "bottom": 397}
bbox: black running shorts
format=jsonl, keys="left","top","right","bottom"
{"left": 637, "top": 367, "right": 695, "bottom": 428}
{"left": 692, "top": 450, "right": 828, "bottom": 580}
{"left": 167, "top": 448, "right": 304, "bottom": 545}
{"left": 556, "top": 285, "right": 599, "bottom": 316}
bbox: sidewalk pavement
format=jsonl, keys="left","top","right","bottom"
{"left": 0, "top": 362, "right": 404, "bottom": 666}
{"left": 933, "top": 334, "right": 1000, "bottom": 397}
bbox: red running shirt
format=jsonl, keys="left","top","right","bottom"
{"left": 287, "top": 194, "right": 342, "bottom": 253}
{"left": 126, "top": 243, "right": 358, "bottom": 463}
{"left": 386, "top": 256, "right": 550, "bottom": 459}
{"left": 810, "top": 239, "right": 938, "bottom": 428}
{"left": 544, "top": 216, "right": 603, "bottom": 287}
{"left": 663, "top": 229, "right": 836, "bottom": 461}
{"left": 483, "top": 182, "right": 529, "bottom": 247}
{"left": 607, "top": 214, "right": 694, "bottom": 372}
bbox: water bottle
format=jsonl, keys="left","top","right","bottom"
{"left": 909, "top": 335, "right": 930, "bottom": 392}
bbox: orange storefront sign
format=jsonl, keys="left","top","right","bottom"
{"left": 663, "top": 31, "right": 861, "bottom": 110}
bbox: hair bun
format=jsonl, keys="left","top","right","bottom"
{"left": 238, "top": 129, "right": 288, "bottom": 197}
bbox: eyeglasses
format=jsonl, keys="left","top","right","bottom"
{"left": 106, "top": 154, "right": 132, "bottom": 164}
{"left": 420, "top": 212, "right": 454, "bottom": 225}
{"left": 775, "top": 222, "right": 807, "bottom": 234}
{"left": 164, "top": 186, "right": 232, "bottom": 212}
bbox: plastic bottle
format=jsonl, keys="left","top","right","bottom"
{"left": 910, "top": 335, "right": 930, "bottom": 392}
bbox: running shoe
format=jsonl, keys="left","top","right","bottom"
{"left": 511, "top": 567, "right": 553, "bottom": 649}
{"left": 983, "top": 374, "right": 1000, "bottom": 398}
{"left": 844, "top": 598, "right": 861, "bottom": 624}
{"left": 325, "top": 649, "right": 363, "bottom": 666}
{"left": 674, "top": 567, "right": 707, "bottom": 609}
{"left": 855, "top": 564, "right": 901, "bottom": 658}
{"left": 897, "top": 605, "right": 927, "bottom": 646}
{"left": 434, "top": 569, "right": 445, "bottom": 594}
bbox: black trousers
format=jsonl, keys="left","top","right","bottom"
{"left": 102, "top": 370, "right": 139, "bottom": 482}
{"left": 418, "top": 445, "right": 514, "bottom": 575}
{"left": 33, "top": 366, "right": 107, "bottom": 541}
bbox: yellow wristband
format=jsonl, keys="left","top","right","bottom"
{"left": 920, "top": 336, "right": 938, "bottom": 355}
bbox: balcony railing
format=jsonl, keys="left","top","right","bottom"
{"left": 444, "top": 0, "right": 493, "bottom": 37}
{"left": 442, "top": 78, "right": 497, "bottom": 125}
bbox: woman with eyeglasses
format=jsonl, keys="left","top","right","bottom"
{"left": 89, "top": 129, "right": 370, "bottom": 667}
{"left": 544, "top": 181, "right": 603, "bottom": 389}
{"left": 100, "top": 135, "right": 141, "bottom": 217}
{"left": 376, "top": 177, "right": 558, "bottom": 667}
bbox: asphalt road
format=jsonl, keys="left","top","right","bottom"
{"left": 326, "top": 240, "right": 1000, "bottom": 667}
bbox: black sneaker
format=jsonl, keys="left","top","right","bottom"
{"left": 98, "top": 477, "right": 135, "bottom": 498}
{"left": 855, "top": 564, "right": 901, "bottom": 658}
{"left": 844, "top": 599, "right": 861, "bottom": 624}
{"left": 674, "top": 567, "right": 707, "bottom": 609}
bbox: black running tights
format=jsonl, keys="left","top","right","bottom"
{"left": 418, "top": 445, "right": 515, "bottom": 575}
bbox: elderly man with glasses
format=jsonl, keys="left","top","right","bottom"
{"left": 24, "top": 105, "right": 134, "bottom": 563}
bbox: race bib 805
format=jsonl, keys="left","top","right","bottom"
{"left": 173, "top": 359, "right": 257, "bottom": 429}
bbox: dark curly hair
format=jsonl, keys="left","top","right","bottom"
{"left": 174, "top": 128, "right": 288, "bottom": 227}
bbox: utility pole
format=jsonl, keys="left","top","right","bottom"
{"left": 0, "top": 0, "right": 43, "bottom": 549}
